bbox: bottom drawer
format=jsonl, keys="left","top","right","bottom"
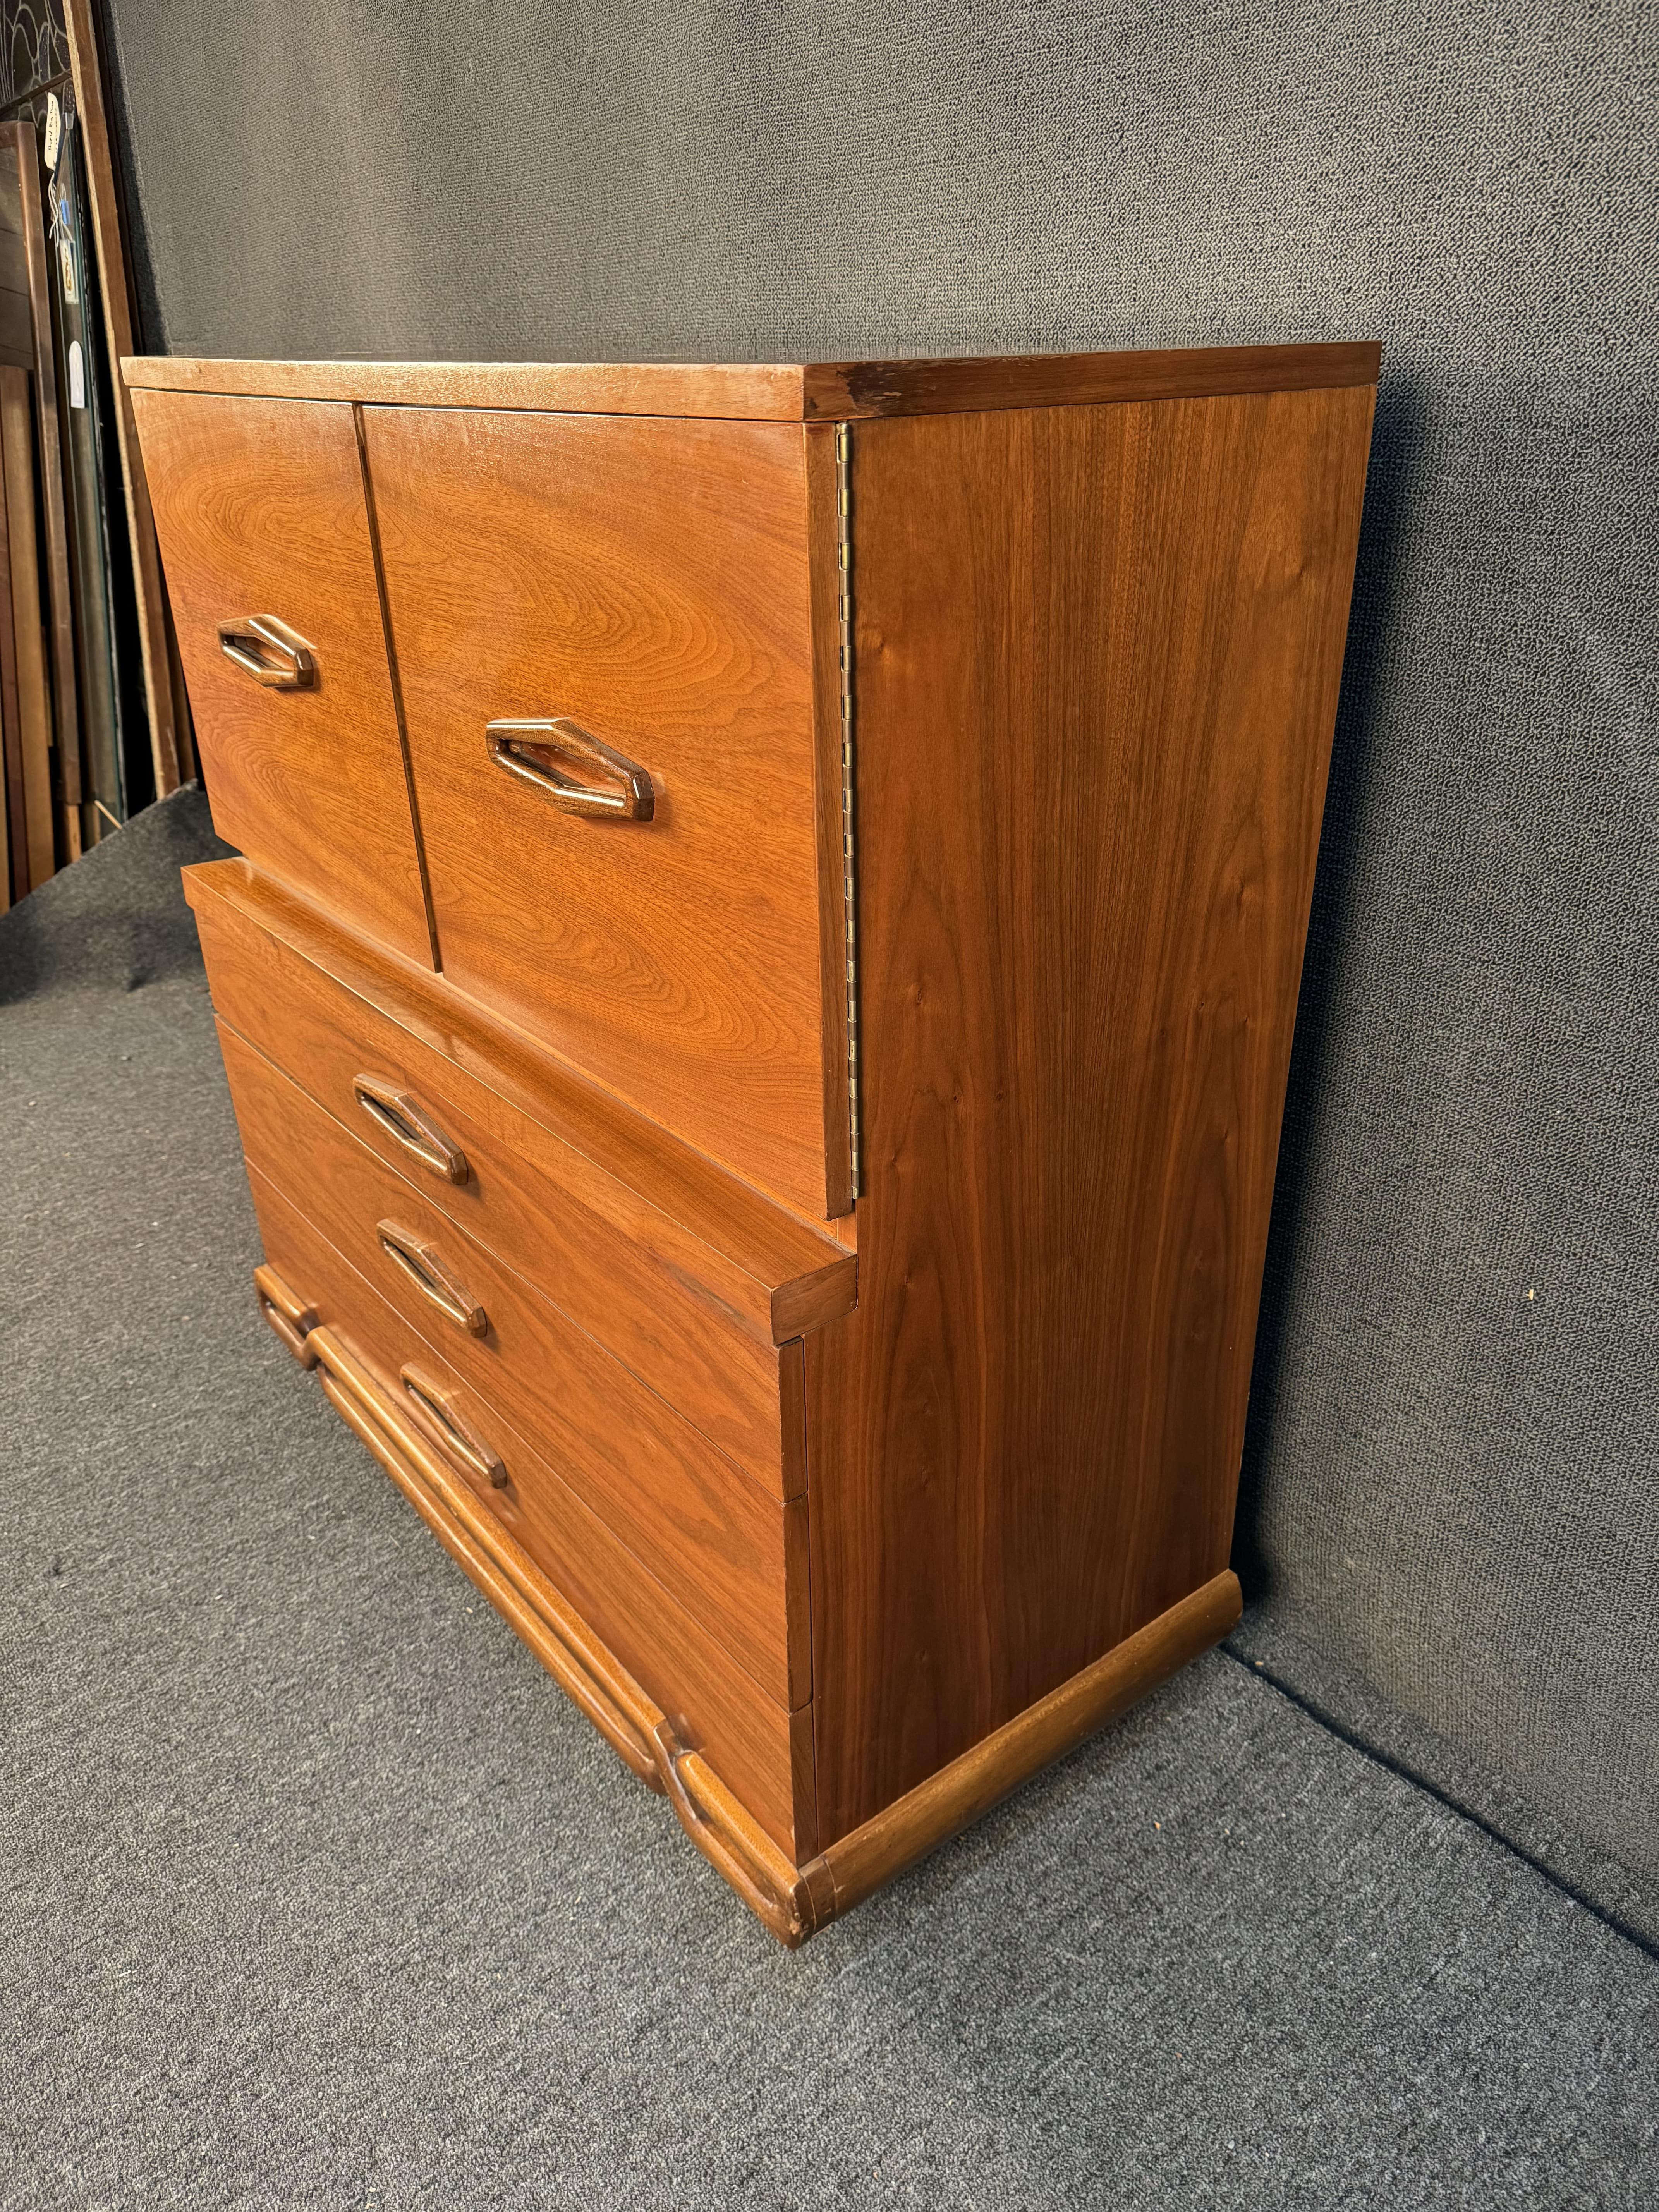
{"left": 247, "top": 1165, "right": 816, "bottom": 1860}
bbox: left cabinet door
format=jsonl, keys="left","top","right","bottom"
{"left": 131, "top": 391, "right": 433, "bottom": 967}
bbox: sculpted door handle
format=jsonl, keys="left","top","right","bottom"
{"left": 352, "top": 1074, "right": 470, "bottom": 1185}
{"left": 217, "top": 613, "right": 318, "bottom": 689}
{"left": 486, "top": 718, "right": 655, "bottom": 821}
{"left": 375, "top": 1219, "right": 488, "bottom": 1336}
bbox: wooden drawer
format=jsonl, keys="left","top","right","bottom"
{"left": 191, "top": 868, "right": 836, "bottom": 1498}
{"left": 218, "top": 1021, "right": 809, "bottom": 1711}
{"left": 246, "top": 1170, "right": 813, "bottom": 1859}
{"left": 130, "top": 389, "right": 433, "bottom": 967}
{"left": 359, "top": 405, "right": 845, "bottom": 1217}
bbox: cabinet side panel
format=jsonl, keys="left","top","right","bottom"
{"left": 809, "top": 386, "right": 1376, "bottom": 1841}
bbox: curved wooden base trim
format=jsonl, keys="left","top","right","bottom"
{"left": 313, "top": 1346, "right": 665, "bottom": 1791}
{"left": 652, "top": 1721, "right": 817, "bottom": 1947}
{"left": 256, "top": 1265, "right": 817, "bottom": 1936}
{"left": 256, "top": 1264, "right": 1240, "bottom": 1948}
{"left": 798, "top": 1570, "right": 1244, "bottom": 1923}
{"left": 254, "top": 1261, "right": 319, "bottom": 1365}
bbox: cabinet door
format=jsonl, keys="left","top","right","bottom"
{"left": 132, "top": 390, "right": 433, "bottom": 967}
{"left": 361, "top": 405, "right": 842, "bottom": 1219}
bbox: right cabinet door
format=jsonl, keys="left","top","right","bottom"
{"left": 361, "top": 405, "right": 838, "bottom": 1220}
{"left": 132, "top": 389, "right": 433, "bottom": 967}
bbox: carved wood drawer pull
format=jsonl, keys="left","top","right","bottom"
{"left": 254, "top": 1263, "right": 319, "bottom": 1367}
{"left": 375, "top": 1219, "right": 488, "bottom": 1336}
{"left": 216, "top": 613, "right": 318, "bottom": 689}
{"left": 353, "top": 1073, "right": 469, "bottom": 1184}
{"left": 486, "top": 717, "right": 655, "bottom": 821}
{"left": 399, "top": 1364, "right": 509, "bottom": 1490}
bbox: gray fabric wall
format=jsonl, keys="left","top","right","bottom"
{"left": 100, "top": 0, "right": 1658, "bottom": 1873}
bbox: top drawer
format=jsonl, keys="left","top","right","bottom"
{"left": 360, "top": 407, "right": 844, "bottom": 1219}
{"left": 131, "top": 391, "right": 433, "bottom": 968}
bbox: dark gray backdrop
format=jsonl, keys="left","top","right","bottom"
{"left": 99, "top": 0, "right": 1658, "bottom": 1874}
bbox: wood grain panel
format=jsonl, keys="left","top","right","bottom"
{"left": 803, "top": 343, "right": 1382, "bottom": 420}
{"left": 184, "top": 859, "right": 858, "bottom": 1337}
{"left": 220, "top": 1021, "right": 807, "bottom": 1709}
{"left": 807, "top": 385, "right": 1376, "bottom": 1840}
{"left": 127, "top": 358, "right": 814, "bottom": 419}
{"left": 122, "top": 343, "right": 1382, "bottom": 421}
{"left": 807, "top": 1571, "right": 1242, "bottom": 1919}
{"left": 361, "top": 405, "right": 838, "bottom": 1216}
{"left": 247, "top": 1170, "right": 812, "bottom": 1857}
{"left": 130, "top": 388, "right": 433, "bottom": 963}
{"left": 196, "top": 876, "right": 803, "bottom": 1495}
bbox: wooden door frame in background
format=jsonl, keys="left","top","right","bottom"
{"left": 65, "top": 0, "right": 189, "bottom": 797}
{"left": 1, "top": 120, "right": 83, "bottom": 849}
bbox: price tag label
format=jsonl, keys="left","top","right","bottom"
{"left": 69, "top": 339, "right": 85, "bottom": 409}
{"left": 59, "top": 238, "right": 76, "bottom": 303}
{"left": 43, "top": 93, "right": 61, "bottom": 170}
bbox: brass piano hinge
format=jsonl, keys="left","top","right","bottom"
{"left": 836, "top": 422, "right": 862, "bottom": 1198}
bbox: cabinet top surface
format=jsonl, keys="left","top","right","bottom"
{"left": 122, "top": 342, "right": 1380, "bottom": 421}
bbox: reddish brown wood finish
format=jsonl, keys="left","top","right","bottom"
{"left": 193, "top": 878, "right": 811, "bottom": 1495}
{"left": 187, "top": 857, "right": 855, "bottom": 1351}
{"left": 142, "top": 345, "right": 1379, "bottom": 1935}
{"left": 122, "top": 343, "right": 1381, "bottom": 421}
{"left": 185, "top": 859, "right": 855, "bottom": 1329}
{"left": 803, "top": 1570, "right": 1243, "bottom": 1918}
{"left": 805, "top": 343, "right": 1381, "bottom": 420}
{"left": 219, "top": 1020, "right": 807, "bottom": 1710}
{"left": 806, "top": 385, "right": 1376, "bottom": 1842}
{"left": 361, "top": 404, "right": 840, "bottom": 1217}
{"left": 249, "top": 1176, "right": 813, "bottom": 1857}
{"left": 130, "top": 388, "right": 434, "bottom": 963}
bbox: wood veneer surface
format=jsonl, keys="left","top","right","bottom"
{"left": 361, "top": 403, "right": 837, "bottom": 1216}
{"left": 131, "top": 388, "right": 434, "bottom": 964}
{"left": 220, "top": 1022, "right": 808, "bottom": 1711}
{"left": 144, "top": 346, "right": 1380, "bottom": 1931}
{"left": 248, "top": 1170, "right": 813, "bottom": 1859}
{"left": 122, "top": 343, "right": 1381, "bottom": 420}
{"left": 807, "top": 384, "right": 1376, "bottom": 1841}
{"left": 195, "top": 880, "right": 806, "bottom": 1496}
{"left": 183, "top": 861, "right": 858, "bottom": 1329}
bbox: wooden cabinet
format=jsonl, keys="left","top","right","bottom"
{"left": 132, "top": 344, "right": 1378, "bottom": 1944}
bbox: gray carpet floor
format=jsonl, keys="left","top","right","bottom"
{"left": 3, "top": 793, "right": 1656, "bottom": 2210}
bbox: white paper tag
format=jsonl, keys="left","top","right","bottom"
{"left": 58, "top": 238, "right": 76, "bottom": 303}
{"left": 68, "top": 339, "right": 84, "bottom": 409}
{"left": 43, "top": 94, "right": 61, "bottom": 170}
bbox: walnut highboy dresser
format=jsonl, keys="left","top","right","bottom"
{"left": 127, "top": 345, "right": 1377, "bottom": 1944}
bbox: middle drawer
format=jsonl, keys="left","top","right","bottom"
{"left": 189, "top": 866, "right": 831, "bottom": 1500}
{"left": 218, "top": 1020, "right": 808, "bottom": 1709}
